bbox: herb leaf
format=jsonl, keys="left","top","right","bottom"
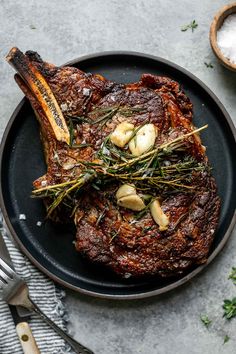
{"left": 223, "top": 335, "right": 230, "bottom": 344}
{"left": 204, "top": 62, "right": 214, "bottom": 69}
{"left": 200, "top": 315, "right": 212, "bottom": 328}
{"left": 228, "top": 267, "right": 236, "bottom": 285}
{"left": 68, "top": 117, "right": 74, "bottom": 147}
{"left": 181, "top": 20, "right": 198, "bottom": 32}
{"left": 223, "top": 298, "right": 236, "bottom": 319}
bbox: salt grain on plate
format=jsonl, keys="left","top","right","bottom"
{"left": 36, "top": 221, "right": 42, "bottom": 227}
{"left": 217, "top": 14, "right": 236, "bottom": 64}
{"left": 60, "top": 103, "right": 68, "bottom": 112}
{"left": 82, "top": 88, "right": 90, "bottom": 96}
{"left": 19, "top": 214, "right": 26, "bottom": 220}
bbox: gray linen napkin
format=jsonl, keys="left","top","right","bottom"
{"left": 0, "top": 216, "right": 72, "bottom": 354}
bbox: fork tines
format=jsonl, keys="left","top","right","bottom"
{"left": 0, "top": 258, "right": 14, "bottom": 285}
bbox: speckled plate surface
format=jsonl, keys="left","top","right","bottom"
{"left": 0, "top": 52, "right": 236, "bottom": 299}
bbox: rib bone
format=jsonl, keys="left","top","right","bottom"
{"left": 6, "top": 47, "right": 70, "bottom": 144}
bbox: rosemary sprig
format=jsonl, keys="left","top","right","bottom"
{"left": 91, "top": 106, "right": 120, "bottom": 125}
{"left": 89, "top": 105, "right": 145, "bottom": 126}
{"left": 68, "top": 117, "right": 74, "bottom": 147}
{"left": 33, "top": 125, "right": 208, "bottom": 216}
{"left": 111, "top": 125, "right": 208, "bottom": 170}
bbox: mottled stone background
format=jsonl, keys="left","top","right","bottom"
{"left": 0, "top": 1, "right": 235, "bottom": 353}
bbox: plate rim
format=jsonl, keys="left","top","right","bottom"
{"left": 0, "top": 50, "right": 236, "bottom": 300}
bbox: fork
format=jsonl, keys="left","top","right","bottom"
{"left": 0, "top": 258, "right": 94, "bottom": 354}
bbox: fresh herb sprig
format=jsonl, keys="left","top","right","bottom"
{"left": 200, "top": 315, "right": 212, "bottom": 328}
{"left": 223, "top": 335, "right": 230, "bottom": 344}
{"left": 204, "top": 62, "right": 214, "bottom": 69}
{"left": 89, "top": 105, "right": 145, "bottom": 126}
{"left": 223, "top": 298, "right": 236, "bottom": 320}
{"left": 181, "top": 20, "right": 198, "bottom": 32}
{"left": 228, "top": 267, "right": 236, "bottom": 285}
{"left": 32, "top": 125, "right": 208, "bottom": 216}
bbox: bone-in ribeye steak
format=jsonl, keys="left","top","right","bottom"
{"left": 7, "top": 48, "right": 220, "bottom": 278}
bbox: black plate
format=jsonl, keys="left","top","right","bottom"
{"left": 1, "top": 52, "right": 236, "bottom": 299}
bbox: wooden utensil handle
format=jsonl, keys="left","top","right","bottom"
{"left": 16, "top": 322, "right": 40, "bottom": 354}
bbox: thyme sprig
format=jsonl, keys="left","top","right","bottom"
{"left": 200, "top": 315, "right": 212, "bottom": 328}
{"left": 181, "top": 20, "right": 198, "bottom": 32}
{"left": 32, "top": 125, "right": 208, "bottom": 216}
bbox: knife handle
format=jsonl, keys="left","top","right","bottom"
{"left": 16, "top": 322, "right": 40, "bottom": 354}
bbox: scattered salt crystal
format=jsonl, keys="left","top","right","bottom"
{"left": 82, "top": 88, "right": 90, "bottom": 96}
{"left": 124, "top": 273, "right": 131, "bottom": 279}
{"left": 41, "top": 180, "right": 47, "bottom": 187}
{"left": 19, "top": 214, "right": 26, "bottom": 220}
{"left": 60, "top": 103, "right": 68, "bottom": 112}
{"left": 217, "top": 14, "right": 236, "bottom": 64}
{"left": 36, "top": 221, "right": 42, "bottom": 227}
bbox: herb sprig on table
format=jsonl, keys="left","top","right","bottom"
{"left": 223, "top": 298, "right": 236, "bottom": 320}
{"left": 200, "top": 315, "right": 212, "bottom": 328}
{"left": 223, "top": 335, "right": 230, "bottom": 344}
{"left": 204, "top": 62, "right": 214, "bottom": 69}
{"left": 228, "top": 267, "right": 236, "bottom": 285}
{"left": 181, "top": 20, "right": 198, "bottom": 32}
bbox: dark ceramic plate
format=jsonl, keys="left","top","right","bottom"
{"left": 1, "top": 52, "right": 236, "bottom": 299}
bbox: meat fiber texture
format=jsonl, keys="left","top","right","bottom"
{"left": 15, "top": 51, "right": 220, "bottom": 279}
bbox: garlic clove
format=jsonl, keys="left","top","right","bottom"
{"left": 117, "top": 194, "right": 145, "bottom": 211}
{"left": 129, "top": 123, "right": 157, "bottom": 156}
{"left": 110, "top": 121, "right": 134, "bottom": 148}
{"left": 150, "top": 199, "right": 169, "bottom": 231}
{"left": 116, "top": 184, "right": 136, "bottom": 200}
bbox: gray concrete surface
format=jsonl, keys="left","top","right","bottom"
{"left": 0, "top": 0, "right": 235, "bottom": 353}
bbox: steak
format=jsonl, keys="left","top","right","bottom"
{"left": 7, "top": 48, "right": 221, "bottom": 278}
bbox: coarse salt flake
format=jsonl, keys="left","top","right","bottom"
{"left": 19, "top": 214, "right": 26, "bottom": 220}
{"left": 36, "top": 221, "right": 42, "bottom": 227}
{"left": 82, "top": 88, "right": 90, "bottom": 96}
{"left": 217, "top": 14, "right": 236, "bottom": 64}
{"left": 60, "top": 103, "right": 68, "bottom": 112}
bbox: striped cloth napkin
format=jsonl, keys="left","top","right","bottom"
{"left": 0, "top": 216, "right": 72, "bottom": 354}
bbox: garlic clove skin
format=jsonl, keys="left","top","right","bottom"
{"left": 110, "top": 121, "right": 134, "bottom": 148}
{"left": 116, "top": 184, "right": 136, "bottom": 200}
{"left": 117, "top": 194, "right": 146, "bottom": 211}
{"left": 150, "top": 199, "right": 169, "bottom": 231}
{"left": 129, "top": 123, "right": 157, "bottom": 156}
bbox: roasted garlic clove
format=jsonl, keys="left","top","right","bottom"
{"left": 129, "top": 124, "right": 157, "bottom": 156}
{"left": 117, "top": 194, "right": 145, "bottom": 211}
{"left": 116, "top": 184, "right": 136, "bottom": 200}
{"left": 110, "top": 121, "right": 134, "bottom": 148}
{"left": 150, "top": 199, "right": 169, "bottom": 231}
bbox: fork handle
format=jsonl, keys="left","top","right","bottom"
{"left": 16, "top": 322, "right": 40, "bottom": 354}
{"left": 29, "top": 298, "right": 94, "bottom": 354}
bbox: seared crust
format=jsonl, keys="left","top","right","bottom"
{"left": 12, "top": 50, "right": 220, "bottom": 278}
